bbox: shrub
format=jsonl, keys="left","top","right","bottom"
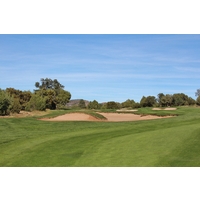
{"left": 106, "top": 101, "right": 119, "bottom": 109}
{"left": 196, "top": 96, "right": 200, "bottom": 106}
{"left": 25, "top": 94, "right": 46, "bottom": 111}
{"left": 0, "top": 90, "right": 12, "bottom": 115}
{"left": 10, "top": 98, "right": 21, "bottom": 113}
{"left": 78, "top": 99, "right": 86, "bottom": 109}
{"left": 88, "top": 100, "right": 100, "bottom": 109}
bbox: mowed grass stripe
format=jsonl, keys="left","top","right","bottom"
{"left": 73, "top": 124, "right": 200, "bottom": 166}
{"left": 3, "top": 122, "right": 200, "bottom": 167}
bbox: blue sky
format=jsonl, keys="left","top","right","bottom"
{"left": 0, "top": 34, "right": 200, "bottom": 103}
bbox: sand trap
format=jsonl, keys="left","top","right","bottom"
{"left": 41, "top": 112, "right": 172, "bottom": 122}
{"left": 98, "top": 112, "right": 171, "bottom": 122}
{"left": 41, "top": 113, "right": 99, "bottom": 121}
{"left": 152, "top": 108, "right": 177, "bottom": 111}
{"left": 116, "top": 109, "right": 138, "bottom": 112}
{"left": 164, "top": 108, "right": 177, "bottom": 110}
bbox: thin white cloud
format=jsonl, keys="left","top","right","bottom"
{"left": 175, "top": 67, "right": 200, "bottom": 73}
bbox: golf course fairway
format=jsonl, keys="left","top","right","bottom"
{"left": 1, "top": 107, "right": 200, "bottom": 167}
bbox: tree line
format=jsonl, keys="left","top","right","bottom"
{"left": 73, "top": 92, "right": 197, "bottom": 110}
{"left": 1, "top": 77, "right": 200, "bottom": 115}
{"left": 0, "top": 78, "right": 71, "bottom": 115}
{"left": 84, "top": 93, "right": 197, "bottom": 110}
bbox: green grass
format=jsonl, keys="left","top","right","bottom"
{"left": 1, "top": 106, "right": 200, "bottom": 166}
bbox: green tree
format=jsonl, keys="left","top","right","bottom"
{"left": 121, "top": 99, "right": 135, "bottom": 108}
{"left": 140, "top": 96, "right": 156, "bottom": 107}
{"left": 88, "top": 100, "right": 100, "bottom": 109}
{"left": 25, "top": 94, "right": 46, "bottom": 111}
{"left": 172, "top": 93, "right": 184, "bottom": 106}
{"left": 37, "top": 89, "right": 57, "bottom": 109}
{"left": 160, "top": 94, "right": 173, "bottom": 107}
{"left": 195, "top": 89, "right": 200, "bottom": 97}
{"left": 140, "top": 96, "right": 147, "bottom": 107}
{"left": 56, "top": 89, "right": 72, "bottom": 107}
{"left": 19, "top": 91, "right": 32, "bottom": 110}
{"left": 35, "top": 78, "right": 71, "bottom": 110}
{"left": 0, "top": 89, "right": 12, "bottom": 115}
{"left": 10, "top": 98, "right": 21, "bottom": 114}
{"left": 196, "top": 96, "right": 200, "bottom": 106}
{"left": 172, "top": 93, "right": 195, "bottom": 106}
{"left": 106, "top": 101, "right": 119, "bottom": 109}
{"left": 145, "top": 96, "right": 156, "bottom": 107}
{"left": 6, "top": 88, "right": 32, "bottom": 110}
{"left": 188, "top": 97, "right": 196, "bottom": 105}
{"left": 35, "top": 78, "right": 64, "bottom": 91}
{"left": 79, "top": 99, "right": 86, "bottom": 109}
{"left": 157, "top": 93, "right": 165, "bottom": 106}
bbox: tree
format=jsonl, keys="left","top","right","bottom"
{"left": 140, "top": 96, "right": 156, "bottom": 107}
{"left": 195, "top": 89, "right": 200, "bottom": 97}
{"left": 6, "top": 88, "right": 32, "bottom": 110}
{"left": 157, "top": 93, "right": 165, "bottom": 106}
{"left": 106, "top": 101, "right": 119, "bottom": 109}
{"left": 0, "top": 89, "right": 12, "bottom": 115}
{"left": 121, "top": 99, "right": 135, "bottom": 108}
{"left": 134, "top": 102, "right": 141, "bottom": 108}
{"left": 145, "top": 96, "right": 156, "bottom": 107}
{"left": 10, "top": 98, "right": 21, "bottom": 114}
{"left": 35, "top": 78, "right": 64, "bottom": 91}
{"left": 196, "top": 96, "right": 200, "bottom": 106}
{"left": 188, "top": 97, "right": 196, "bottom": 105}
{"left": 172, "top": 93, "right": 185, "bottom": 106}
{"left": 25, "top": 94, "right": 46, "bottom": 111}
{"left": 35, "top": 78, "right": 71, "bottom": 110}
{"left": 56, "top": 89, "right": 72, "bottom": 107}
{"left": 37, "top": 89, "right": 57, "bottom": 109}
{"left": 88, "top": 100, "right": 100, "bottom": 109}
{"left": 140, "top": 96, "right": 147, "bottom": 107}
{"left": 79, "top": 99, "right": 86, "bottom": 109}
{"left": 160, "top": 94, "right": 173, "bottom": 107}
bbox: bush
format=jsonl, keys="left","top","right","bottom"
{"left": 10, "top": 98, "right": 21, "bottom": 113}
{"left": 196, "top": 96, "right": 200, "bottom": 106}
{"left": 106, "top": 101, "right": 119, "bottom": 109}
{"left": 88, "top": 100, "right": 100, "bottom": 109}
{"left": 133, "top": 102, "right": 141, "bottom": 108}
{"left": 0, "top": 90, "right": 12, "bottom": 115}
{"left": 25, "top": 94, "right": 46, "bottom": 111}
{"left": 121, "top": 99, "right": 135, "bottom": 108}
{"left": 78, "top": 99, "right": 86, "bottom": 109}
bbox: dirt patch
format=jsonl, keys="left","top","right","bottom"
{"left": 0, "top": 110, "right": 50, "bottom": 118}
{"left": 41, "top": 112, "right": 173, "bottom": 122}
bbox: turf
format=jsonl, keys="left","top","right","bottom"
{"left": 1, "top": 107, "right": 200, "bottom": 166}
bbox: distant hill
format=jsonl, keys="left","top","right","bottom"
{"left": 66, "top": 99, "right": 90, "bottom": 108}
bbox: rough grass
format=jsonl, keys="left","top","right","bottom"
{"left": 1, "top": 106, "right": 200, "bottom": 166}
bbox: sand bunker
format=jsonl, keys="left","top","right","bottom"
{"left": 116, "top": 109, "right": 138, "bottom": 112}
{"left": 42, "top": 113, "right": 99, "bottom": 121}
{"left": 152, "top": 108, "right": 177, "bottom": 111}
{"left": 98, "top": 112, "right": 171, "bottom": 121}
{"left": 41, "top": 112, "right": 172, "bottom": 122}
